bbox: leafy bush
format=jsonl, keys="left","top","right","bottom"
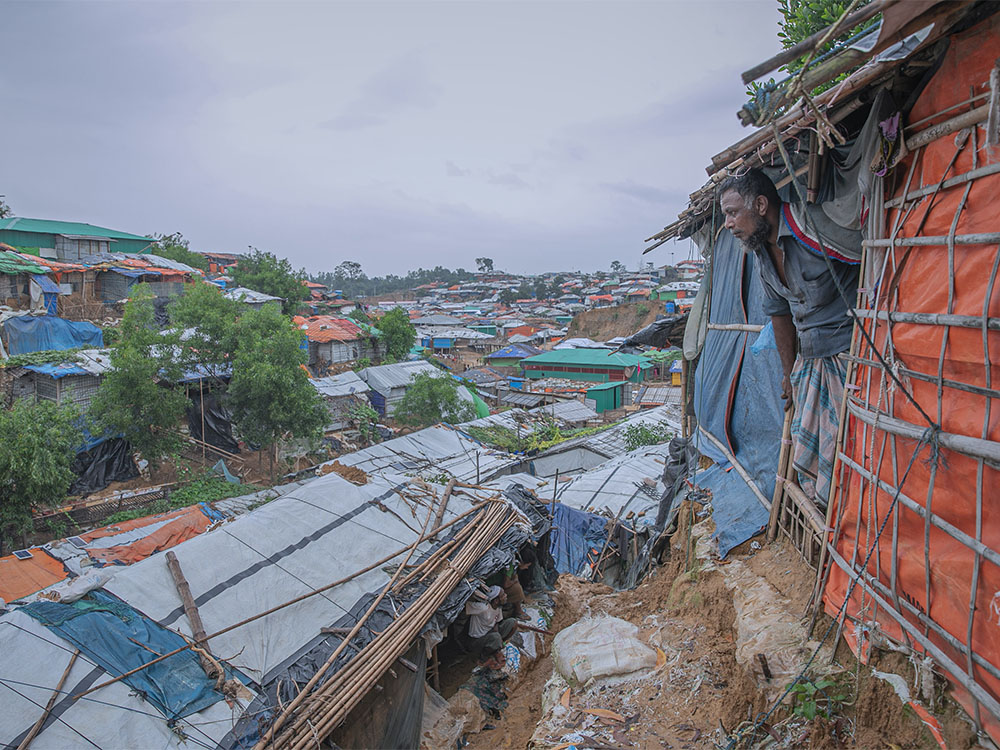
{"left": 348, "top": 401, "right": 381, "bottom": 444}
{"left": 0, "top": 400, "right": 83, "bottom": 552}
{"left": 393, "top": 373, "right": 474, "bottom": 427}
{"left": 623, "top": 421, "right": 673, "bottom": 451}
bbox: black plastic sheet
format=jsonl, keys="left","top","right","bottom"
{"left": 187, "top": 391, "right": 240, "bottom": 454}
{"left": 70, "top": 438, "right": 139, "bottom": 495}
{"left": 622, "top": 313, "right": 689, "bottom": 349}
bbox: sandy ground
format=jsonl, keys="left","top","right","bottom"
{"left": 459, "top": 508, "right": 979, "bottom": 750}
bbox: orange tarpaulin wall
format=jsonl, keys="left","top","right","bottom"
{"left": 0, "top": 551, "right": 69, "bottom": 602}
{"left": 824, "top": 14, "right": 1000, "bottom": 741}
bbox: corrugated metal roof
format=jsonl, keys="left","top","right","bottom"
{"left": 310, "top": 370, "right": 371, "bottom": 398}
{"left": 0, "top": 217, "right": 151, "bottom": 242}
{"left": 411, "top": 314, "right": 466, "bottom": 326}
{"left": 522, "top": 349, "right": 646, "bottom": 367}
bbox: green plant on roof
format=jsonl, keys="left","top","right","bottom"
{"left": 623, "top": 421, "right": 673, "bottom": 451}
{"left": 393, "top": 373, "right": 475, "bottom": 428}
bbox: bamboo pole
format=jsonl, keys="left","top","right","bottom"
{"left": 767, "top": 410, "right": 794, "bottom": 542}
{"left": 273, "top": 505, "right": 520, "bottom": 749}
{"left": 432, "top": 478, "right": 457, "bottom": 530}
{"left": 165, "top": 551, "right": 219, "bottom": 680}
{"left": 253, "top": 499, "right": 440, "bottom": 749}
{"left": 698, "top": 426, "right": 772, "bottom": 511}
{"left": 740, "top": 0, "right": 896, "bottom": 84}
{"left": 74, "top": 499, "right": 493, "bottom": 701}
{"left": 17, "top": 650, "right": 79, "bottom": 750}
{"left": 706, "top": 323, "right": 765, "bottom": 332}
{"left": 884, "top": 161, "right": 1000, "bottom": 208}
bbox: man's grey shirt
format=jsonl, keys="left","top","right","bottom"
{"left": 753, "top": 207, "right": 859, "bottom": 359}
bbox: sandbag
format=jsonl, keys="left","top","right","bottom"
{"left": 553, "top": 616, "right": 656, "bottom": 685}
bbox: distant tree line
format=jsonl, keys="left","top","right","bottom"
{"left": 311, "top": 261, "right": 477, "bottom": 299}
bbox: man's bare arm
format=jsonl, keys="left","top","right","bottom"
{"left": 771, "top": 314, "right": 797, "bottom": 410}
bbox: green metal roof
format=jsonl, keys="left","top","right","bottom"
{"left": 521, "top": 349, "right": 647, "bottom": 368}
{"left": 586, "top": 380, "right": 626, "bottom": 392}
{"left": 0, "top": 217, "right": 151, "bottom": 242}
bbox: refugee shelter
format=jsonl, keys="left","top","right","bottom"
{"left": 358, "top": 360, "right": 443, "bottom": 417}
{"left": 223, "top": 286, "right": 283, "bottom": 310}
{"left": 299, "top": 316, "right": 381, "bottom": 367}
{"left": 309, "top": 370, "right": 372, "bottom": 430}
{"left": 644, "top": 1, "right": 1000, "bottom": 740}
{"left": 0, "top": 217, "right": 152, "bottom": 259}
{"left": 521, "top": 349, "right": 649, "bottom": 383}
{"left": 484, "top": 342, "right": 542, "bottom": 368}
{"left": 2, "top": 314, "right": 103, "bottom": 356}
{"left": 0, "top": 471, "right": 535, "bottom": 750}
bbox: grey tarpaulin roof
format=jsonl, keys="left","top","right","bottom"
{"left": 357, "top": 360, "right": 441, "bottom": 393}
{"left": 223, "top": 286, "right": 283, "bottom": 304}
{"left": 309, "top": 370, "right": 371, "bottom": 398}
{"left": 536, "top": 399, "right": 599, "bottom": 424}
{"left": 553, "top": 444, "right": 669, "bottom": 520}
{"left": 0, "top": 470, "right": 532, "bottom": 749}
{"left": 331, "top": 424, "right": 523, "bottom": 483}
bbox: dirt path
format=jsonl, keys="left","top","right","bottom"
{"left": 459, "top": 511, "right": 978, "bottom": 749}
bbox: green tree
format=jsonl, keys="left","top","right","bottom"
{"left": 475, "top": 257, "right": 494, "bottom": 273}
{"left": 0, "top": 400, "right": 83, "bottom": 552}
{"left": 231, "top": 248, "right": 309, "bottom": 314}
{"left": 532, "top": 279, "right": 549, "bottom": 300}
{"left": 393, "top": 373, "right": 475, "bottom": 427}
{"left": 335, "top": 261, "right": 365, "bottom": 280}
{"left": 0, "top": 195, "right": 12, "bottom": 219}
{"left": 149, "top": 232, "right": 208, "bottom": 272}
{"left": 610, "top": 260, "right": 626, "bottom": 274}
{"left": 90, "top": 285, "right": 187, "bottom": 468}
{"left": 378, "top": 307, "right": 416, "bottom": 361}
{"left": 226, "top": 305, "right": 327, "bottom": 458}
{"left": 349, "top": 307, "right": 371, "bottom": 325}
{"left": 498, "top": 288, "right": 517, "bottom": 305}
{"left": 169, "top": 280, "right": 241, "bottom": 369}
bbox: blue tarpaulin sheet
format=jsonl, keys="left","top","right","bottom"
{"left": 549, "top": 502, "right": 608, "bottom": 577}
{"left": 23, "top": 362, "right": 89, "bottom": 378}
{"left": 31, "top": 274, "right": 60, "bottom": 293}
{"left": 24, "top": 590, "right": 228, "bottom": 720}
{"left": 693, "top": 230, "right": 784, "bottom": 556}
{"left": 691, "top": 463, "right": 769, "bottom": 557}
{"left": 111, "top": 266, "right": 159, "bottom": 278}
{"left": 4, "top": 316, "right": 103, "bottom": 355}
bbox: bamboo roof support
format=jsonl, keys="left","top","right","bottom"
{"left": 885, "top": 160, "right": 1000, "bottom": 208}
{"left": 846, "top": 398, "right": 1000, "bottom": 465}
{"left": 740, "top": 0, "right": 899, "bottom": 85}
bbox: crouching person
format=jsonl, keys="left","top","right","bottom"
{"left": 463, "top": 585, "right": 516, "bottom": 663}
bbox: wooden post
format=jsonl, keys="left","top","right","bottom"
{"left": 550, "top": 469, "right": 559, "bottom": 519}
{"left": 199, "top": 378, "right": 206, "bottom": 463}
{"left": 768, "top": 409, "right": 794, "bottom": 542}
{"left": 165, "top": 551, "right": 219, "bottom": 680}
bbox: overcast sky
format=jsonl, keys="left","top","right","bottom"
{"left": 3, "top": 1, "right": 780, "bottom": 276}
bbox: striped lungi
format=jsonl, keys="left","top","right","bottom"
{"left": 790, "top": 354, "right": 848, "bottom": 509}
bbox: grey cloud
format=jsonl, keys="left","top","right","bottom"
{"left": 445, "top": 161, "right": 471, "bottom": 177}
{"left": 487, "top": 172, "right": 530, "bottom": 190}
{"left": 322, "top": 51, "right": 441, "bottom": 131}
{"left": 601, "top": 181, "right": 680, "bottom": 206}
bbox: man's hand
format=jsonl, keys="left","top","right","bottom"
{"left": 781, "top": 374, "right": 793, "bottom": 411}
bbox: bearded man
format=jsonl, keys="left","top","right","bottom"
{"left": 718, "top": 168, "right": 859, "bottom": 509}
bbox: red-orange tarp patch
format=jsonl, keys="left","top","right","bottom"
{"left": 0, "top": 550, "right": 69, "bottom": 602}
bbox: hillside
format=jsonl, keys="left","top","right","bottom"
{"left": 567, "top": 301, "right": 660, "bottom": 341}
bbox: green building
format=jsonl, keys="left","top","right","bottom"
{"left": 0, "top": 217, "right": 152, "bottom": 261}
{"left": 521, "top": 349, "right": 648, "bottom": 383}
{"left": 585, "top": 381, "right": 628, "bottom": 412}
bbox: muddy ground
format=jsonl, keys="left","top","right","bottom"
{"left": 460, "top": 509, "right": 979, "bottom": 750}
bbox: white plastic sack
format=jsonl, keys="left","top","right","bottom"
{"left": 553, "top": 616, "right": 656, "bottom": 685}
